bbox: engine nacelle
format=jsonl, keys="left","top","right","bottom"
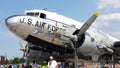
{"left": 27, "top": 49, "right": 51, "bottom": 64}
{"left": 76, "top": 34, "right": 85, "bottom": 48}
{"left": 21, "top": 43, "right": 58, "bottom": 64}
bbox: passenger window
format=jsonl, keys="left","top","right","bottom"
{"left": 91, "top": 37, "right": 95, "bottom": 43}
{"left": 71, "top": 24, "right": 76, "bottom": 28}
{"left": 26, "top": 13, "right": 34, "bottom": 16}
{"left": 35, "top": 13, "right": 39, "bottom": 17}
{"left": 40, "top": 13, "right": 46, "bottom": 19}
{"left": 85, "top": 32, "right": 90, "bottom": 37}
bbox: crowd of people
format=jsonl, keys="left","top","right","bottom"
{"left": 0, "top": 56, "right": 62, "bottom": 68}
{"left": 0, "top": 61, "right": 41, "bottom": 68}
{"left": 1, "top": 56, "right": 119, "bottom": 68}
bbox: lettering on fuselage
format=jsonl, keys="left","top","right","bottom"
{"left": 19, "top": 17, "right": 66, "bottom": 32}
{"left": 35, "top": 21, "right": 46, "bottom": 29}
{"left": 20, "top": 18, "right": 33, "bottom": 25}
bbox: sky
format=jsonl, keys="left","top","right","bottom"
{"left": 0, "top": 0, "right": 120, "bottom": 59}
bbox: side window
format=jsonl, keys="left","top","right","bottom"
{"left": 71, "top": 24, "right": 76, "bottom": 28}
{"left": 91, "top": 37, "right": 95, "bottom": 43}
{"left": 40, "top": 13, "right": 46, "bottom": 19}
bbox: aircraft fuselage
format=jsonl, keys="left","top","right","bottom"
{"left": 6, "top": 10, "right": 119, "bottom": 61}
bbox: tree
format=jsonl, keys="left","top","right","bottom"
{"left": 0, "top": 55, "right": 8, "bottom": 64}
{"left": 9, "top": 57, "right": 29, "bottom": 64}
{"left": 12, "top": 57, "right": 20, "bottom": 64}
{"left": 20, "top": 57, "right": 25, "bottom": 63}
{"left": 8, "top": 57, "right": 32, "bottom": 64}
{"left": 0, "top": 55, "right": 5, "bottom": 61}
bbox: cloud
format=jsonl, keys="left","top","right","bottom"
{"left": 93, "top": 13, "right": 120, "bottom": 28}
{"left": 97, "top": 0, "right": 120, "bottom": 9}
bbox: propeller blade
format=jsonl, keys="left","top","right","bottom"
{"left": 73, "top": 12, "right": 99, "bottom": 36}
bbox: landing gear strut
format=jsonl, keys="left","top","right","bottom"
{"left": 70, "top": 39, "right": 79, "bottom": 68}
{"left": 74, "top": 49, "right": 78, "bottom": 68}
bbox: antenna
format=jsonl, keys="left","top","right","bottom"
{"left": 43, "top": 8, "right": 47, "bottom": 10}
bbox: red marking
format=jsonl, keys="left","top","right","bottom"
{"left": 51, "top": 21, "right": 58, "bottom": 43}
{"left": 56, "top": 21, "right": 57, "bottom": 26}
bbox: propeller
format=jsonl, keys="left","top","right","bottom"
{"left": 19, "top": 39, "right": 25, "bottom": 51}
{"left": 19, "top": 39, "right": 28, "bottom": 57}
{"left": 72, "top": 11, "right": 99, "bottom": 68}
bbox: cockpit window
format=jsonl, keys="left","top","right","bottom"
{"left": 26, "top": 13, "right": 34, "bottom": 16}
{"left": 26, "top": 12, "right": 46, "bottom": 19}
{"left": 40, "top": 13, "right": 46, "bottom": 19}
{"left": 35, "top": 12, "right": 39, "bottom": 17}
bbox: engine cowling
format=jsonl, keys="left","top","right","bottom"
{"left": 76, "top": 34, "right": 85, "bottom": 48}
{"left": 27, "top": 49, "right": 51, "bottom": 64}
{"left": 21, "top": 43, "right": 61, "bottom": 64}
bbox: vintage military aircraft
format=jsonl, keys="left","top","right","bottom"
{"left": 6, "top": 9, "right": 120, "bottom": 67}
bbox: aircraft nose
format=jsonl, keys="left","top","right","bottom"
{"left": 5, "top": 17, "right": 10, "bottom": 27}
{"left": 5, "top": 16, "right": 16, "bottom": 26}
{"left": 5, "top": 15, "right": 18, "bottom": 32}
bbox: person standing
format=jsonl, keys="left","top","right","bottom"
{"left": 41, "top": 61, "right": 48, "bottom": 68}
{"left": 32, "top": 60, "right": 38, "bottom": 68}
{"left": 24, "top": 62, "right": 32, "bottom": 68}
{"left": 47, "top": 56, "right": 57, "bottom": 68}
{"left": 8, "top": 65, "right": 12, "bottom": 68}
{"left": 13, "top": 64, "right": 17, "bottom": 68}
